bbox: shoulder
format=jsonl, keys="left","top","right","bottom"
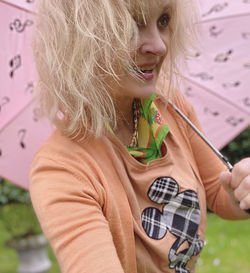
{"left": 31, "top": 129, "right": 109, "bottom": 168}
{"left": 155, "top": 90, "right": 199, "bottom": 157}
{"left": 156, "top": 90, "right": 201, "bottom": 136}
{"left": 30, "top": 130, "right": 90, "bottom": 174}
{"left": 156, "top": 90, "right": 194, "bottom": 115}
{"left": 29, "top": 130, "right": 109, "bottom": 199}
{"left": 173, "top": 90, "right": 193, "bottom": 112}
{"left": 172, "top": 91, "right": 198, "bottom": 123}
{"left": 155, "top": 90, "right": 195, "bottom": 129}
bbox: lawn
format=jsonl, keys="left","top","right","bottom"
{"left": 0, "top": 213, "right": 249, "bottom": 273}
{"left": 197, "top": 213, "right": 250, "bottom": 273}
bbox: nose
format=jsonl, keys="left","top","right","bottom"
{"left": 139, "top": 26, "right": 167, "bottom": 57}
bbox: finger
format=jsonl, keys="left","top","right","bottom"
{"left": 239, "top": 194, "right": 250, "bottom": 210}
{"left": 231, "top": 158, "right": 250, "bottom": 190}
{"left": 234, "top": 174, "right": 250, "bottom": 206}
{"left": 219, "top": 171, "right": 233, "bottom": 194}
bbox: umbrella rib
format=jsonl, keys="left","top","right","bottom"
{"left": 199, "top": 12, "right": 250, "bottom": 24}
{"left": 0, "top": 0, "right": 36, "bottom": 14}
{"left": 182, "top": 76, "right": 250, "bottom": 116}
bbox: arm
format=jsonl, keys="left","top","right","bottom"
{"left": 29, "top": 156, "right": 125, "bottom": 273}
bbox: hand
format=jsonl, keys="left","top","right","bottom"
{"left": 219, "top": 158, "right": 250, "bottom": 211}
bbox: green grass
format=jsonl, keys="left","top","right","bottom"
{"left": 0, "top": 214, "right": 249, "bottom": 272}
{"left": 197, "top": 213, "right": 250, "bottom": 273}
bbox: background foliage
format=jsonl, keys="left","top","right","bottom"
{"left": 221, "top": 126, "right": 250, "bottom": 164}
{"left": 0, "top": 179, "right": 30, "bottom": 205}
{"left": 0, "top": 180, "right": 41, "bottom": 240}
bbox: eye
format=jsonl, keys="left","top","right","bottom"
{"left": 158, "top": 13, "right": 171, "bottom": 28}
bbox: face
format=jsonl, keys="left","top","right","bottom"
{"left": 114, "top": 0, "right": 171, "bottom": 100}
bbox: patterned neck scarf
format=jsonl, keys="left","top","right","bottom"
{"left": 127, "top": 94, "right": 169, "bottom": 163}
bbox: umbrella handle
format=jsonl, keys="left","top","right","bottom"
{"left": 169, "top": 102, "right": 233, "bottom": 171}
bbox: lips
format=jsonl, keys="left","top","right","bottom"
{"left": 134, "top": 69, "right": 155, "bottom": 81}
{"left": 133, "top": 63, "right": 157, "bottom": 81}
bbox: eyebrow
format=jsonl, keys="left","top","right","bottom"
{"left": 155, "top": 1, "right": 172, "bottom": 15}
{"left": 133, "top": 1, "right": 172, "bottom": 21}
{"left": 162, "top": 3, "right": 172, "bottom": 12}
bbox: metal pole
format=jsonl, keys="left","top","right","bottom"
{"left": 169, "top": 102, "right": 233, "bottom": 171}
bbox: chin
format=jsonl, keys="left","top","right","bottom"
{"left": 116, "top": 69, "right": 160, "bottom": 99}
{"left": 125, "top": 79, "right": 158, "bottom": 99}
{"left": 134, "top": 82, "right": 158, "bottom": 98}
{"left": 137, "top": 88, "right": 156, "bottom": 98}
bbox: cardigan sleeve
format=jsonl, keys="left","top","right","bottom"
{"left": 29, "top": 154, "right": 125, "bottom": 273}
{"left": 183, "top": 101, "right": 241, "bottom": 220}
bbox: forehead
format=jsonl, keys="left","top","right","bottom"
{"left": 130, "top": 0, "right": 172, "bottom": 16}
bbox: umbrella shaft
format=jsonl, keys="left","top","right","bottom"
{"left": 169, "top": 102, "right": 233, "bottom": 171}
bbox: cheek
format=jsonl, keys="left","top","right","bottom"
{"left": 160, "top": 34, "right": 169, "bottom": 55}
{"left": 162, "top": 34, "right": 169, "bottom": 53}
{"left": 129, "top": 24, "right": 140, "bottom": 51}
{"left": 130, "top": 37, "right": 137, "bottom": 52}
{"left": 129, "top": 42, "right": 139, "bottom": 64}
{"left": 129, "top": 28, "right": 143, "bottom": 61}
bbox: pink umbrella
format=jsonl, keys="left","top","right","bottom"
{"left": 0, "top": 0, "right": 52, "bottom": 189}
{"left": 0, "top": 0, "right": 249, "bottom": 189}
{"left": 180, "top": 0, "right": 250, "bottom": 149}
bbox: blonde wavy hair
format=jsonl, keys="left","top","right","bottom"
{"left": 33, "top": 0, "right": 199, "bottom": 139}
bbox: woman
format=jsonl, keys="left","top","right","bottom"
{"left": 30, "top": 0, "right": 250, "bottom": 272}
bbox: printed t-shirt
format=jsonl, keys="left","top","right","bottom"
{"left": 29, "top": 92, "right": 237, "bottom": 273}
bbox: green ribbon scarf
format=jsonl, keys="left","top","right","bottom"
{"left": 127, "top": 93, "right": 169, "bottom": 163}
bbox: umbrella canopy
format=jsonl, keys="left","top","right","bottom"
{"left": 0, "top": 0, "right": 52, "bottom": 189}
{"left": 180, "top": 0, "right": 250, "bottom": 149}
{"left": 0, "top": 0, "right": 249, "bottom": 189}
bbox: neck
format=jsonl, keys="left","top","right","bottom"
{"left": 114, "top": 96, "right": 135, "bottom": 146}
